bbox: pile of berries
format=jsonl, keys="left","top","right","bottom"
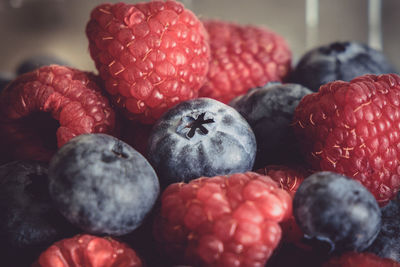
{"left": 2, "top": 0, "right": 400, "bottom": 266}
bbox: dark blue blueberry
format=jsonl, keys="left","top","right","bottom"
{"left": 48, "top": 134, "right": 160, "bottom": 236}
{"left": 290, "top": 41, "right": 397, "bottom": 91}
{"left": 230, "top": 82, "right": 312, "bottom": 168}
{"left": 0, "top": 161, "right": 77, "bottom": 266}
{"left": 16, "top": 54, "right": 69, "bottom": 75}
{"left": 0, "top": 72, "right": 14, "bottom": 92}
{"left": 293, "top": 171, "right": 381, "bottom": 252}
{"left": 366, "top": 194, "right": 400, "bottom": 262}
{"left": 148, "top": 97, "right": 256, "bottom": 187}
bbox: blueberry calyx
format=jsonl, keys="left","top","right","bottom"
{"left": 112, "top": 141, "right": 129, "bottom": 159}
{"left": 178, "top": 112, "right": 215, "bottom": 139}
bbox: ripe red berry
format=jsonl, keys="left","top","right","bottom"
{"left": 154, "top": 172, "right": 292, "bottom": 266}
{"left": 257, "top": 165, "right": 309, "bottom": 246}
{"left": 0, "top": 65, "right": 116, "bottom": 162}
{"left": 34, "top": 234, "right": 142, "bottom": 267}
{"left": 199, "top": 20, "right": 291, "bottom": 104}
{"left": 86, "top": 0, "right": 210, "bottom": 124}
{"left": 293, "top": 74, "right": 400, "bottom": 205}
{"left": 323, "top": 252, "right": 400, "bottom": 267}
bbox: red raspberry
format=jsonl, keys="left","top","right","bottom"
{"left": 34, "top": 234, "right": 142, "bottom": 267}
{"left": 86, "top": 0, "right": 210, "bottom": 124}
{"left": 257, "top": 165, "right": 309, "bottom": 246}
{"left": 323, "top": 252, "right": 400, "bottom": 267}
{"left": 199, "top": 20, "right": 291, "bottom": 104}
{"left": 293, "top": 74, "right": 400, "bottom": 205}
{"left": 154, "top": 172, "right": 292, "bottom": 266}
{"left": 0, "top": 65, "right": 116, "bottom": 162}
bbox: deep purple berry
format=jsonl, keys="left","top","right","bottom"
{"left": 0, "top": 161, "right": 77, "bottom": 266}
{"left": 148, "top": 97, "right": 256, "bottom": 187}
{"left": 290, "top": 41, "right": 396, "bottom": 91}
{"left": 16, "top": 54, "right": 69, "bottom": 75}
{"left": 48, "top": 133, "right": 160, "bottom": 236}
{"left": 367, "top": 194, "right": 400, "bottom": 262}
{"left": 293, "top": 171, "right": 381, "bottom": 252}
{"left": 230, "top": 82, "right": 312, "bottom": 167}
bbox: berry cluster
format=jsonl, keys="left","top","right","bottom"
{"left": 1, "top": 0, "right": 400, "bottom": 266}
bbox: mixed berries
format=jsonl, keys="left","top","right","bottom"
{"left": 1, "top": 0, "right": 400, "bottom": 266}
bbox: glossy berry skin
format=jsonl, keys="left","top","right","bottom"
{"left": 290, "top": 41, "right": 396, "bottom": 92}
{"left": 323, "top": 252, "right": 400, "bottom": 267}
{"left": 293, "top": 74, "right": 400, "bottom": 205}
{"left": 0, "top": 72, "right": 14, "bottom": 91}
{"left": 148, "top": 97, "right": 256, "bottom": 187}
{"left": 16, "top": 54, "right": 69, "bottom": 75}
{"left": 154, "top": 172, "right": 292, "bottom": 266}
{"left": 367, "top": 194, "right": 400, "bottom": 262}
{"left": 199, "top": 20, "right": 291, "bottom": 104}
{"left": 257, "top": 165, "right": 308, "bottom": 246}
{"left": 49, "top": 134, "right": 160, "bottom": 236}
{"left": 293, "top": 172, "right": 381, "bottom": 252}
{"left": 0, "top": 161, "right": 77, "bottom": 266}
{"left": 86, "top": 0, "right": 210, "bottom": 124}
{"left": 0, "top": 65, "right": 116, "bottom": 162}
{"left": 230, "top": 82, "right": 312, "bottom": 167}
{"left": 34, "top": 234, "right": 142, "bottom": 267}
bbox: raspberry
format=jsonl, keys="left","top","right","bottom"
{"left": 257, "top": 165, "right": 308, "bottom": 198}
{"left": 154, "top": 172, "right": 292, "bottom": 266}
{"left": 323, "top": 252, "right": 400, "bottom": 267}
{"left": 0, "top": 65, "right": 116, "bottom": 162}
{"left": 257, "top": 165, "right": 309, "bottom": 246}
{"left": 86, "top": 0, "right": 210, "bottom": 124}
{"left": 293, "top": 74, "right": 400, "bottom": 205}
{"left": 34, "top": 234, "right": 142, "bottom": 267}
{"left": 199, "top": 20, "right": 291, "bottom": 104}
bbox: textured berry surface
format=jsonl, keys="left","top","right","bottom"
{"left": 323, "top": 252, "right": 400, "bottom": 267}
{"left": 290, "top": 41, "right": 396, "bottom": 92}
{"left": 293, "top": 74, "right": 400, "bottom": 204}
{"left": 231, "top": 82, "right": 312, "bottom": 167}
{"left": 148, "top": 97, "right": 256, "bottom": 187}
{"left": 367, "top": 193, "right": 400, "bottom": 262}
{"left": 199, "top": 20, "right": 291, "bottom": 104}
{"left": 293, "top": 172, "right": 381, "bottom": 252}
{"left": 257, "top": 165, "right": 308, "bottom": 246}
{"left": 0, "top": 65, "right": 116, "bottom": 162}
{"left": 86, "top": 0, "right": 210, "bottom": 123}
{"left": 16, "top": 54, "right": 69, "bottom": 75}
{"left": 49, "top": 134, "right": 160, "bottom": 236}
{"left": 0, "top": 161, "right": 77, "bottom": 266}
{"left": 34, "top": 234, "right": 142, "bottom": 267}
{"left": 154, "top": 172, "right": 292, "bottom": 266}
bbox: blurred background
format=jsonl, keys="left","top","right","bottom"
{"left": 0, "top": 0, "right": 399, "bottom": 72}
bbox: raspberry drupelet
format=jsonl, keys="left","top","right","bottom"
{"left": 293, "top": 73, "right": 400, "bottom": 205}
{"left": 0, "top": 65, "right": 116, "bottom": 162}
{"left": 154, "top": 172, "right": 292, "bottom": 267}
{"left": 199, "top": 20, "right": 292, "bottom": 104}
{"left": 86, "top": 0, "right": 210, "bottom": 123}
{"left": 34, "top": 234, "right": 143, "bottom": 267}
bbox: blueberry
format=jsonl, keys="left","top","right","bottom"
{"left": 290, "top": 41, "right": 396, "bottom": 91}
{"left": 230, "top": 82, "right": 312, "bottom": 168}
{"left": 0, "top": 72, "right": 14, "bottom": 92}
{"left": 293, "top": 171, "right": 381, "bottom": 252}
{"left": 0, "top": 161, "right": 77, "bottom": 266}
{"left": 148, "top": 97, "right": 256, "bottom": 187}
{"left": 48, "top": 134, "right": 160, "bottom": 236}
{"left": 366, "top": 194, "right": 400, "bottom": 262}
{"left": 16, "top": 54, "right": 69, "bottom": 75}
